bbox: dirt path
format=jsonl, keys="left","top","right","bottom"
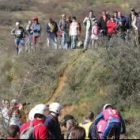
{"left": 47, "top": 50, "right": 86, "bottom": 104}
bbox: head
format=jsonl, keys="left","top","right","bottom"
{"left": 49, "top": 102, "right": 62, "bottom": 116}
{"left": 66, "top": 119, "right": 77, "bottom": 131}
{"left": 118, "top": 11, "right": 122, "bottom": 17}
{"left": 49, "top": 18, "right": 53, "bottom": 23}
{"left": 114, "top": 11, "right": 118, "bottom": 17}
{"left": 110, "top": 16, "right": 114, "bottom": 22}
{"left": 103, "top": 104, "right": 113, "bottom": 110}
{"left": 15, "top": 22, "right": 20, "bottom": 28}
{"left": 85, "top": 111, "right": 94, "bottom": 121}
{"left": 62, "top": 14, "right": 66, "bottom": 20}
{"left": 34, "top": 104, "right": 49, "bottom": 120}
{"left": 89, "top": 10, "right": 94, "bottom": 18}
{"left": 69, "top": 126, "right": 86, "bottom": 139}
{"left": 12, "top": 110, "right": 20, "bottom": 118}
{"left": 72, "top": 16, "right": 77, "bottom": 22}
{"left": 67, "top": 16, "right": 72, "bottom": 22}
{"left": 4, "top": 99, "right": 10, "bottom": 108}
{"left": 11, "top": 99, "right": 18, "bottom": 107}
{"left": 102, "top": 10, "right": 106, "bottom": 16}
{"left": 8, "top": 125, "right": 20, "bottom": 138}
{"left": 131, "top": 8, "right": 136, "bottom": 15}
{"left": 32, "top": 17, "right": 38, "bottom": 24}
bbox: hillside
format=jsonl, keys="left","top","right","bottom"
{"left": 0, "top": 0, "right": 140, "bottom": 139}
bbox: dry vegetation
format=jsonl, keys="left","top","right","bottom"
{"left": 0, "top": 0, "right": 140, "bottom": 139}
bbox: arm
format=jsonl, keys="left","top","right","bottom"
{"left": 39, "top": 125, "right": 48, "bottom": 140}
{"left": 11, "top": 28, "right": 15, "bottom": 35}
{"left": 94, "top": 112, "right": 104, "bottom": 125}
{"left": 83, "top": 17, "right": 88, "bottom": 26}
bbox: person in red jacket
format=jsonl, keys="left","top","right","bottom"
{"left": 107, "top": 16, "right": 117, "bottom": 39}
{"left": 20, "top": 104, "right": 49, "bottom": 139}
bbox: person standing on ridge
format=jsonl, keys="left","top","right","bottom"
{"left": 11, "top": 22, "right": 26, "bottom": 54}
{"left": 83, "top": 10, "right": 97, "bottom": 49}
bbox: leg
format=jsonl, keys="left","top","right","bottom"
{"left": 115, "top": 123, "right": 121, "bottom": 139}
{"left": 47, "top": 37, "right": 50, "bottom": 49}
{"left": 15, "top": 38, "right": 19, "bottom": 54}
{"left": 71, "top": 36, "right": 74, "bottom": 49}
{"left": 61, "top": 32, "right": 66, "bottom": 49}
{"left": 33, "top": 36, "right": 36, "bottom": 51}
{"left": 20, "top": 39, "right": 26, "bottom": 52}
{"left": 102, "top": 122, "right": 115, "bottom": 139}
{"left": 53, "top": 36, "right": 58, "bottom": 50}
{"left": 84, "top": 31, "right": 91, "bottom": 49}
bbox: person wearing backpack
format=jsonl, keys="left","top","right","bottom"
{"left": 79, "top": 111, "right": 95, "bottom": 139}
{"left": 45, "top": 102, "right": 62, "bottom": 139}
{"left": 94, "top": 104, "right": 126, "bottom": 139}
{"left": 20, "top": 104, "right": 49, "bottom": 139}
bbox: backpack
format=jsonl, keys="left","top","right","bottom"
{"left": 20, "top": 122, "right": 42, "bottom": 139}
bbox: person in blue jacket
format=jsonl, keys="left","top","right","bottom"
{"left": 94, "top": 104, "right": 126, "bottom": 139}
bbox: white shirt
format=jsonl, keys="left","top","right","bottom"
{"left": 69, "top": 22, "right": 79, "bottom": 36}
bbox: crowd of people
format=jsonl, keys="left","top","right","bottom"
{"left": 10, "top": 8, "right": 140, "bottom": 54}
{"left": 0, "top": 99, "right": 126, "bottom": 139}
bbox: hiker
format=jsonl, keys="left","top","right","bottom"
{"left": 79, "top": 111, "right": 95, "bottom": 139}
{"left": 46, "top": 18, "right": 58, "bottom": 49}
{"left": 59, "top": 14, "right": 69, "bottom": 49}
{"left": 91, "top": 21, "right": 99, "bottom": 48}
{"left": 20, "top": 104, "right": 49, "bottom": 139}
{"left": 83, "top": 10, "right": 97, "bottom": 49}
{"left": 45, "top": 102, "right": 62, "bottom": 139}
{"left": 68, "top": 126, "right": 86, "bottom": 139}
{"left": 107, "top": 16, "right": 117, "bottom": 39}
{"left": 7, "top": 125, "right": 20, "bottom": 139}
{"left": 69, "top": 16, "right": 80, "bottom": 49}
{"left": 98, "top": 10, "right": 110, "bottom": 37}
{"left": 25, "top": 20, "right": 33, "bottom": 52}
{"left": 96, "top": 119, "right": 107, "bottom": 139}
{"left": 11, "top": 22, "right": 26, "bottom": 54}
{"left": 94, "top": 104, "right": 126, "bottom": 139}
{"left": 62, "top": 115, "right": 78, "bottom": 139}
{"left": 31, "top": 17, "right": 41, "bottom": 51}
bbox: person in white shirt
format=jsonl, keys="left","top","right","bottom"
{"left": 69, "top": 17, "right": 80, "bottom": 49}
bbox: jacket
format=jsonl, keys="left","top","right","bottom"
{"left": 20, "top": 119, "right": 48, "bottom": 139}
{"left": 46, "top": 21, "right": 58, "bottom": 38}
{"left": 107, "top": 20, "right": 117, "bottom": 34}
{"left": 11, "top": 27, "right": 25, "bottom": 39}
{"left": 45, "top": 115, "right": 62, "bottom": 139}
{"left": 31, "top": 23, "right": 41, "bottom": 37}
{"left": 79, "top": 121, "right": 93, "bottom": 139}
{"left": 89, "top": 123, "right": 100, "bottom": 139}
{"left": 94, "top": 110, "right": 126, "bottom": 134}
{"left": 98, "top": 15, "right": 110, "bottom": 31}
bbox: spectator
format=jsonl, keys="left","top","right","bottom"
{"left": 91, "top": 21, "right": 99, "bottom": 48}
{"left": 79, "top": 111, "right": 94, "bottom": 139}
{"left": 31, "top": 17, "right": 41, "bottom": 51}
{"left": 83, "top": 10, "right": 97, "bottom": 49}
{"left": 11, "top": 22, "right": 26, "bottom": 54}
{"left": 20, "top": 104, "right": 49, "bottom": 139}
{"left": 7, "top": 125, "right": 20, "bottom": 139}
{"left": 68, "top": 126, "right": 86, "bottom": 139}
{"left": 59, "top": 14, "right": 69, "bottom": 49}
{"left": 45, "top": 102, "right": 62, "bottom": 139}
{"left": 69, "top": 16, "right": 80, "bottom": 49}
{"left": 98, "top": 10, "right": 110, "bottom": 37}
{"left": 25, "top": 20, "right": 33, "bottom": 52}
{"left": 46, "top": 18, "right": 58, "bottom": 49}
{"left": 107, "top": 16, "right": 117, "bottom": 39}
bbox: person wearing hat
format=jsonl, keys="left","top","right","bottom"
{"left": 20, "top": 104, "right": 49, "bottom": 139}
{"left": 30, "top": 17, "right": 42, "bottom": 51}
{"left": 45, "top": 102, "right": 62, "bottom": 139}
{"left": 94, "top": 104, "right": 126, "bottom": 139}
{"left": 11, "top": 22, "right": 26, "bottom": 54}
